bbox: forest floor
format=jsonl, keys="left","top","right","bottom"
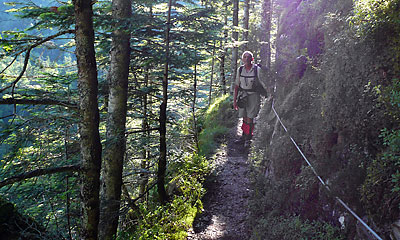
{"left": 187, "top": 121, "right": 252, "bottom": 240}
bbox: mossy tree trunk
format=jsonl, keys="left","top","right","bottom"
{"left": 99, "top": 0, "right": 132, "bottom": 239}
{"left": 73, "top": 0, "right": 102, "bottom": 239}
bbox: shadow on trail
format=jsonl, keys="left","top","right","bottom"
{"left": 188, "top": 122, "right": 251, "bottom": 240}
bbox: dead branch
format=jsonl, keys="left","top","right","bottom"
{"left": 126, "top": 127, "right": 160, "bottom": 135}
{"left": 0, "top": 97, "right": 78, "bottom": 109}
{"left": 0, "top": 164, "right": 80, "bottom": 188}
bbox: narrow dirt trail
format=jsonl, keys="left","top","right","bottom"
{"left": 187, "top": 121, "right": 252, "bottom": 240}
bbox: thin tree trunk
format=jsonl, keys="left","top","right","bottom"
{"left": 219, "top": 41, "right": 226, "bottom": 95}
{"left": 231, "top": 0, "right": 239, "bottom": 92}
{"left": 209, "top": 41, "right": 215, "bottom": 106}
{"left": 193, "top": 60, "right": 199, "bottom": 150}
{"left": 220, "top": 1, "right": 228, "bottom": 95}
{"left": 66, "top": 176, "right": 72, "bottom": 240}
{"left": 242, "top": 0, "right": 250, "bottom": 51}
{"left": 139, "top": 67, "right": 150, "bottom": 198}
{"left": 73, "top": 1, "right": 102, "bottom": 239}
{"left": 260, "top": 0, "right": 272, "bottom": 69}
{"left": 64, "top": 126, "right": 73, "bottom": 240}
{"left": 158, "top": 0, "right": 173, "bottom": 204}
{"left": 99, "top": 0, "right": 132, "bottom": 239}
{"left": 140, "top": 5, "right": 153, "bottom": 200}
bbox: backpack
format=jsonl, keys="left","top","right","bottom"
{"left": 238, "top": 64, "right": 268, "bottom": 97}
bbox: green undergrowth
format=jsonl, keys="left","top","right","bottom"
{"left": 251, "top": 214, "right": 345, "bottom": 240}
{"left": 122, "top": 94, "right": 235, "bottom": 239}
{"left": 248, "top": 0, "right": 400, "bottom": 238}
{"left": 249, "top": 176, "right": 345, "bottom": 240}
{"left": 352, "top": 0, "right": 400, "bottom": 234}
{"left": 361, "top": 78, "right": 400, "bottom": 232}
{"left": 198, "top": 94, "right": 236, "bottom": 156}
{"left": 121, "top": 153, "right": 209, "bottom": 240}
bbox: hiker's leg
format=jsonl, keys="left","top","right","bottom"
{"left": 241, "top": 117, "right": 251, "bottom": 136}
{"left": 249, "top": 118, "right": 254, "bottom": 138}
{"left": 241, "top": 117, "right": 254, "bottom": 142}
{"left": 242, "top": 117, "right": 253, "bottom": 148}
{"left": 235, "top": 117, "right": 249, "bottom": 144}
{"left": 244, "top": 117, "right": 254, "bottom": 140}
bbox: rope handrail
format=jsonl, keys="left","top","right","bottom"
{"left": 270, "top": 99, "right": 383, "bottom": 240}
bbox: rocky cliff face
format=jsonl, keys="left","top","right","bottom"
{"left": 252, "top": 0, "right": 399, "bottom": 238}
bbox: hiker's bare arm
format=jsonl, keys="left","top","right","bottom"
{"left": 233, "top": 85, "right": 239, "bottom": 110}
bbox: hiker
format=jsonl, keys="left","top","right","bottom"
{"left": 233, "top": 51, "right": 266, "bottom": 147}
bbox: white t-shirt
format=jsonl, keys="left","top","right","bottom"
{"left": 235, "top": 64, "right": 261, "bottom": 95}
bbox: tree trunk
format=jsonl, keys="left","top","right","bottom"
{"left": 158, "top": 0, "right": 173, "bottom": 204}
{"left": 66, "top": 176, "right": 72, "bottom": 240}
{"left": 260, "top": 0, "right": 272, "bottom": 69}
{"left": 64, "top": 126, "right": 73, "bottom": 240}
{"left": 242, "top": 0, "right": 250, "bottom": 51}
{"left": 231, "top": 0, "right": 239, "bottom": 92}
{"left": 139, "top": 67, "right": 150, "bottom": 198}
{"left": 219, "top": 41, "right": 226, "bottom": 95}
{"left": 193, "top": 60, "right": 199, "bottom": 150}
{"left": 139, "top": 4, "right": 153, "bottom": 200}
{"left": 73, "top": 1, "right": 102, "bottom": 239}
{"left": 209, "top": 41, "right": 215, "bottom": 106}
{"left": 219, "top": 1, "right": 228, "bottom": 95}
{"left": 99, "top": 0, "right": 132, "bottom": 239}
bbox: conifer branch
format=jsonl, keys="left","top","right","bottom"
{"left": 0, "top": 29, "right": 75, "bottom": 94}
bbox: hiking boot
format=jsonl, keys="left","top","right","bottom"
{"left": 244, "top": 139, "right": 251, "bottom": 148}
{"left": 234, "top": 135, "right": 246, "bottom": 144}
{"left": 246, "top": 134, "right": 252, "bottom": 141}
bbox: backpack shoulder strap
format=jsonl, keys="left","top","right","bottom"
{"left": 239, "top": 65, "right": 258, "bottom": 78}
{"left": 237, "top": 65, "right": 244, "bottom": 91}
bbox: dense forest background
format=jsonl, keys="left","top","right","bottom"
{"left": 0, "top": 0, "right": 399, "bottom": 240}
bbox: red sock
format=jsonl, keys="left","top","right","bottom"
{"left": 241, "top": 122, "right": 250, "bottom": 135}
